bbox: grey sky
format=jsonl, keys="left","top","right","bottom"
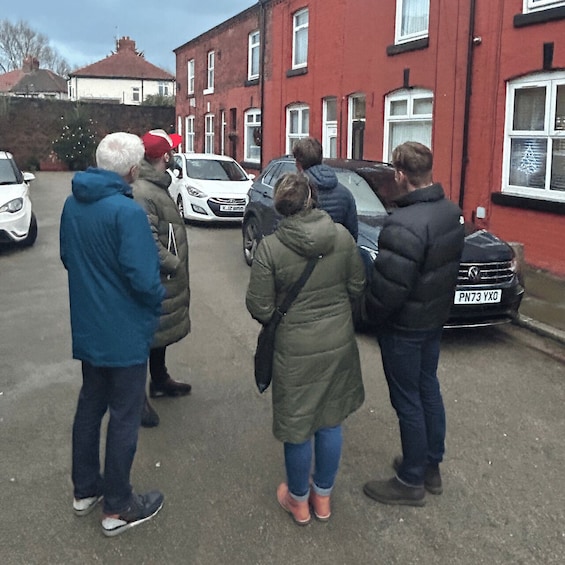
{"left": 2, "top": 1, "right": 255, "bottom": 73}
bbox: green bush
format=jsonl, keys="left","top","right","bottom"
{"left": 52, "top": 111, "right": 99, "bottom": 170}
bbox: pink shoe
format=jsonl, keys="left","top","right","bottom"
{"left": 309, "top": 490, "right": 331, "bottom": 521}
{"left": 276, "top": 483, "right": 311, "bottom": 526}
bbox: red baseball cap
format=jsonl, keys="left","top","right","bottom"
{"left": 142, "top": 129, "right": 182, "bottom": 159}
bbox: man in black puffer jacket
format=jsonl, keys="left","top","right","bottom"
{"left": 363, "top": 142, "right": 465, "bottom": 507}
{"left": 293, "top": 137, "right": 358, "bottom": 241}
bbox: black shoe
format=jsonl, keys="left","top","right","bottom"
{"left": 101, "top": 490, "right": 164, "bottom": 537}
{"left": 141, "top": 397, "right": 159, "bottom": 428}
{"left": 363, "top": 476, "right": 425, "bottom": 507}
{"left": 393, "top": 456, "right": 443, "bottom": 495}
{"left": 150, "top": 377, "right": 192, "bottom": 398}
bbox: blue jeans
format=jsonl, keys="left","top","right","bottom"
{"left": 378, "top": 328, "right": 445, "bottom": 486}
{"left": 284, "top": 425, "right": 343, "bottom": 501}
{"left": 72, "top": 361, "right": 147, "bottom": 514}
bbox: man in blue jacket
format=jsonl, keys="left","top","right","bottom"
{"left": 60, "top": 132, "right": 166, "bottom": 537}
{"left": 293, "top": 137, "right": 358, "bottom": 241}
{"left": 363, "top": 142, "right": 465, "bottom": 506}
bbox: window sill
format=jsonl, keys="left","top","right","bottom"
{"left": 203, "top": 88, "right": 214, "bottom": 95}
{"left": 286, "top": 67, "right": 308, "bottom": 78}
{"left": 514, "top": 6, "right": 565, "bottom": 27}
{"left": 492, "top": 192, "right": 565, "bottom": 214}
{"left": 387, "top": 37, "right": 429, "bottom": 56}
{"left": 245, "top": 78, "right": 260, "bottom": 87}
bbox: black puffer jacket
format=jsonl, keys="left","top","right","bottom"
{"left": 365, "top": 183, "right": 464, "bottom": 330}
{"left": 305, "top": 164, "right": 358, "bottom": 241}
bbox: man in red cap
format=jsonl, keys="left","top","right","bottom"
{"left": 133, "top": 129, "right": 192, "bottom": 427}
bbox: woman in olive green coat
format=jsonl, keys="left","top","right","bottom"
{"left": 246, "top": 173, "right": 365, "bottom": 526}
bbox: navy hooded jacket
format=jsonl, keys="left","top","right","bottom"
{"left": 304, "top": 164, "right": 358, "bottom": 241}
{"left": 60, "top": 168, "right": 165, "bottom": 367}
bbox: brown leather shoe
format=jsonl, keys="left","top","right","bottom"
{"left": 276, "top": 483, "right": 311, "bottom": 526}
{"left": 309, "top": 490, "right": 331, "bottom": 522}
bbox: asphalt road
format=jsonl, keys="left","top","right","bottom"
{"left": 1, "top": 172, "right": 564, "bottom": 565}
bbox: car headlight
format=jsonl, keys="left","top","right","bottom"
{"left": 186, "top": 186, "right": 207, "bottom": 198}
{"left": 0, "top": 198, "right": 24, "bottom": 213}
{"left": 359, "top": 245, "right": 378, "bottom": 262}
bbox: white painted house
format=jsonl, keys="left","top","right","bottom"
{"left": 68, "top": 37, "right": 175, "bottom": 105}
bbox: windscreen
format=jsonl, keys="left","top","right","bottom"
{"left": 335, "top": 170, "right": 387, "bottom": 216}
{"left": 185, "top": 159, "right": 248, "bottom": 181}
{"left": 0, "top": 158, "right": 22, "bottom": 185}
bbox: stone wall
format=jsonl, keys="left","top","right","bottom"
{"left": 0, "top": 97, "right": 175, "bottom": 170}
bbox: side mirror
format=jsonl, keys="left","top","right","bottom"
{"left": 248, "top": 173, "right": 256, "bottom": 180}
{"left": 23, "top": 172, "right": 36, "bottom": 182}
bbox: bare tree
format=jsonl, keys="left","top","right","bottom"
{"left": 0, "top": 19, "right": 70, "bottom": 76}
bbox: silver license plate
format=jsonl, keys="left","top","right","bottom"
{"left": 454, "top": 289, "right": 502, "bottom": 304}
{"left": 219, "top": 205, "right": 244, "bottom": 212}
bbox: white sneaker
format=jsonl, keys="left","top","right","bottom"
{"left": 73, "top": 495, "right": 103, "bottom": 516}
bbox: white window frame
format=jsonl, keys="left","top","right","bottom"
{"left": 132, "top": 87, "right": 140, "bottom": 103}
{"left": 347, "top": 93, "right": 366, "bottom": 159}
{"left": 292, "top": 8, "right": 309, "bottom": 69}
{"left": 383, "top": 88, "right": 433, "bottom": 162}
{"left": 158, "top": 82, "right": 170, "bottom": 97}
{"left": 523, "top": 0, "right": 565, "bottom": 13}
{"left": 185, "top": 116, "right": 195, "bottom": 153}
{"left": 323, "top": 97, "right": 338, "bottom": 158}
{"left": 244, "top": 108, "right": 261, "bottom": 163}
{"left": 205, "top": 113, "right": 215, "bottom": 154}
{"left": 248, "top": 31, "right": 260, "bottom": 80}
{"left": 187, "top": 59, "right": 195, "bottom": 95}
{"left": 502, "top": 72, "right": 565, "bottom": 202}
{"left": 286, "top": 104, "right": 310, "bottom": 154}
{"left": 395, "top": 0, "right": 430, "bottom": 45}
{"left": 204, "top": 50, "right": 214, "bottom": 94}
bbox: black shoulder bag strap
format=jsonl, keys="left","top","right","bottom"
{"left": 270, "top": 255, "right": 320, "bottom": 326}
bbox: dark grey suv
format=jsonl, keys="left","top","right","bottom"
{"left": 242, "top": 156, "right": 524, "bottom": 329}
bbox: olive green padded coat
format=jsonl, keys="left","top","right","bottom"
{"left": 132, "top": 161, "right": 190, "bottom": 348}
{"left": 246, "top": 209, "right": 365, "bottom": 443}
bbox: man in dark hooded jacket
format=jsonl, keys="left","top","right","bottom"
{"left": 293, "top": 137, "right": 358, "bottom": 241}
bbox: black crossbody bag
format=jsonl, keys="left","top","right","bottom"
{"left": 254, "top": 256, "right": 319, "bottom": 393}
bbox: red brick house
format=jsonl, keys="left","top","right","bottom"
{"left": 174, "top": 0, "right": 565, "bottom": 276}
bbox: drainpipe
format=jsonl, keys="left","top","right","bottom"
{"left": 459, "top": 0, "right": 477, "bottom": 211}
{"left": 259, "top": 0, "right": 267, "bottom": 168}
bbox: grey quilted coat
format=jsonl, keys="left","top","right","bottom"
{"left": 246, "top": 208, "right": 366, "bottom": 443}
{"left": 132, "top": 160, "right": 190, "bottom": 348}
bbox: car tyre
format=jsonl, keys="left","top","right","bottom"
{"left": 242, "top": 217, "right": 260, "bottom": 266}
{"left": 21, "top": 212, "right": 38, "bottom": 247}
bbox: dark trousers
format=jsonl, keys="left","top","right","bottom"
{"left": 149, "top": 346, "right": 169, "bottom": 383}
{"left": 72, "top": 360, "right": 146, "bottom": 514}
{"left": 378, "top": 328, "right": 446, "bottom": 486}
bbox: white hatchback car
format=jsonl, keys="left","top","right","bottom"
{"left": 0, "top": 151, "right": 37, "bottom": 247}
{"left": 168, "top": 153, "right": 254, "bottom": 223}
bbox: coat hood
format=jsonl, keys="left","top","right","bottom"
{"left": 305, "top": 164, "right": 338, "bottom": 191}
{"left": 137, "top": 159, "right": 172, "bottom": 190}
{"left": 396, "top": 182, "right": 445, "bottom": 207}
{"left": 71, "top": 168, "right": 132, "bottom": 203}
{"left": 275, "top": 208, "right": 337, "bottom": 258}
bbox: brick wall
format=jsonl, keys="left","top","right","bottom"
{"left": 0, "top": 97, "right": 175, "bottom": 170}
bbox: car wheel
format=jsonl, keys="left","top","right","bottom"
{"left": 176, "top": 195, "right": 186, "bottom": 219}
{"left": 21, "top": 212, "right": 38, "bottom": 247}
{"left": 242, "top": 217, "right": 260, "bottom": 266}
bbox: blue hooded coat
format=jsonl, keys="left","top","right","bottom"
{"left": 304, "top": 164, "right": 358, "bottom": 241}
{"left": 60, "top": 168, "right": 165, "bottom": 367}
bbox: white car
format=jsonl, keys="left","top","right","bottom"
{"left": 0, "top": 151, "right": 37, "bottom": 247}
{"left": 168, "top": 153, "right": 254, "bottom": 223}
